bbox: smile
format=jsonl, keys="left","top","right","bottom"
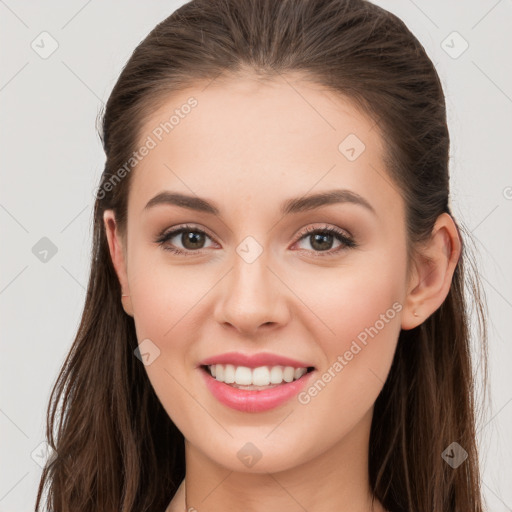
{"left": 199, "top": 364, "right": 316, "bottom": 412}
{"left": 205, "top": 363, "right": 314, "bottom": 387}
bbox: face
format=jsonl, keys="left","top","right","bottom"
{"left": 105, "top": 73, "right": 414, "bottom": 474}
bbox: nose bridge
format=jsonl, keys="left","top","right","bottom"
{"left": 214, "top": 240, "right": 290, "bottom": 334}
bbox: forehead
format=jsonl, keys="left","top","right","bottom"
{"left": 128, "top": 74, "right": 400, "bottom": 219}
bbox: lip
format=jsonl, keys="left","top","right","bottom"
{"left": 197, "top": 351, "right": 315, "bottom": 369}
{"left": 199, "top": 366, "right": 316, "bottom": 413}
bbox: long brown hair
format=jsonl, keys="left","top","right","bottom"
{"left": 36, "top": 0, "right": 489, "bottom": 510}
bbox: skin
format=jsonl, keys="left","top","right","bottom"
{"left": 104, "top": 72, "right": 461, "bottom": 512}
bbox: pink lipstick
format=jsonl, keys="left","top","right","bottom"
{"left": 197, "top": 352, "right": 316, "bottom": 413}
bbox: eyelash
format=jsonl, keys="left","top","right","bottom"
{"left": 154, "top": 223, "right": 357, "bottom": 257}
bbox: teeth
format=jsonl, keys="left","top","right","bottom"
{"left": 208, "top": 364, "right": 309, "bottom": 386}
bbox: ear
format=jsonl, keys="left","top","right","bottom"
{"left": 103, "top": 210, "right": 133, "bottom": 317}
{"left": 401, "top": 213, "right": 461, "bottom": 330}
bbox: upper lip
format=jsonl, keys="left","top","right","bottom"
{"left": 197, "top": 352, "right": 315, "bottom": 369}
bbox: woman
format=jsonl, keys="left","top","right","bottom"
{"left": 36, "top": 0, "right": 488, "bottom": 511}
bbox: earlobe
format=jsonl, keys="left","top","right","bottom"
{"left": 103, "top": 210, "right": 134, "bottom": 317}
{"left": 401, "top": 213, "right": 461, "bottom": 330}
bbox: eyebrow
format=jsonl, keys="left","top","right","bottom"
{"left": 143, "top": 188, "right": 376, "bottom": 216}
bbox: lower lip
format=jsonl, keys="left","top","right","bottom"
{"left": 199, "top": 367, "right": 315, "bottom": 413}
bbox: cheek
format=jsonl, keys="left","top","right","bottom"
{"left": 127, "top": 243, "right": 207, "bottom": 340}
{"left": 124, "top": 247, "right": 201, "bottom": 403}
{"left": 297, "top": 248, "right": 405, "bottom": 342}
{"left": 293, "top": 249, "right": 405, "bottom": 382}
{"left": 291, "top": 254, "right": 405, "bottom": 433}
{"left": 125, "top": 248, "right": 208, "bottom": 431}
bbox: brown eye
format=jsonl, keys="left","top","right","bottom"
{"left": 155, "top": 225, "right": 216, "bottom": 255}
{"left": 308, "top": 232, "right": 336, "bottom": 251}
{"left": 294, "top": 226, "right": 356, "bottom": 255}
{"left": 180, "top": 230, "right": 207, "bottom": 250}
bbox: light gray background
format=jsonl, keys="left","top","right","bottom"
{"left": 1, "top": 1, "right": 511, "bottom": 510}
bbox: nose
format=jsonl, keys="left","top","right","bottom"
{"left": 213, "top": 253, "right": 291, "bottom": 336}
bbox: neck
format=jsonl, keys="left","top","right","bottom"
{"left": 167, "top": 407, "right": 387, "bottom": 512}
